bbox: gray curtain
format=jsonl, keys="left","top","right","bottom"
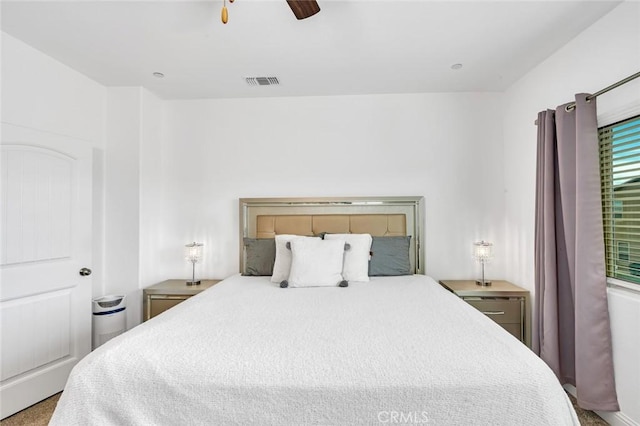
{"left": 534, "top": 93, "right": 619, "bottom": 411}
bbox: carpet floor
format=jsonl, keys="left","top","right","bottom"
{"left": 0, "top": 393, "right": 60, "bottom": 426}
{"left": 0, "top": 392, "right": 608, "bottom": 425}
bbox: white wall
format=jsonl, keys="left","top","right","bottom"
{"left": 105, "top": 87, "right": 165, "bottom": 327}
{"left": 150, "top": 93, "right": 506, "bottom": 283}
{"left": 502, "top": 2, "right": 640, "bottom": 424}
{"left": 1, "top": 33, "right": 107, "bottom": 296}
{"left": 139, "top": 89, "right": 166, "bottom": 292}
{"left": 104, "top": 87, "right": 142, "bottom": 327}
{"left": 1, "top": 34, "right": 106, "bottom": 146}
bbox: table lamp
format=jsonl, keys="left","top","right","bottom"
{"left": 185, "top": 242, "right": 204, "bottom": 286}
{"left": 473, "top": 240, "right": 493, "bottom": 286}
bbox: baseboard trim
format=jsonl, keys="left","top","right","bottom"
{"left": 563, "top": 384, "right": 639, "bottom": 426}
{"left": 595, "top": 411, "right": 639, "bottom": 426}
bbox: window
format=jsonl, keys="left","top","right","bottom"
{"left": 600, "top": 115, "right": 640, "bottom": 284}
{"left": 613, "top": 200, "right": 623, "bottom": 219}
{"left": 617, "top": 241, "right": 629, "bottom": 261}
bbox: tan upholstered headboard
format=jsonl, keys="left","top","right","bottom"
{"left": 255, "top": 214, "right": 406, "bottom": 238}
{"left": 239, "top": 197, "right": 425, "bottom": 274}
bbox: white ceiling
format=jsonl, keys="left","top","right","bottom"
{"left": 1, "top": 0, "right": 622, "bottom": 100}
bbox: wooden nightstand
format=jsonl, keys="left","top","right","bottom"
{"left": 143, "top": 279, "right": 221, "bottom": 321}
{"left": 439, "top": 280, "right": 530, "bottom": 348}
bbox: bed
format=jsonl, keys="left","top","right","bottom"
{"left": 50, "top": 197, "right": 579, "bottom": 425}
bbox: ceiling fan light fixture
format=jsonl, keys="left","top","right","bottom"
{"left": 221, "top": 7, "right": 228, "bottom": 24}
{"left": 221, "top": 0, "right": 228, "bottom": 24}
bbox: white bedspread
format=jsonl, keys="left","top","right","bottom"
{"left": 51, "top": 274, "right": 579, "bottom": 425}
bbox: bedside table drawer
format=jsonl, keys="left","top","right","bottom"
{"left": 148, "top": 296, "right": 189, "bottom": 319}
{"left": 143, "top": 279, "right": 222, "bottom": 321}
{"left": 439, "top": 280, "right": 530, "bottom": 348}
{"left": 464, "top": 299, "right": 521, "bottom": 324}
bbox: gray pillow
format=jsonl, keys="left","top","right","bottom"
{"left": 242, "top": 238, "right": 276, "bottom": 276}
{"left": 368, "top": 236, "right": 411, "bottom": 276}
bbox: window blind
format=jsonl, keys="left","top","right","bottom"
{"left": 600, "top": 115, "right": 640, "bottom": 284}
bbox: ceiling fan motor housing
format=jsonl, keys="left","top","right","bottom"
{"left": 286, "top": 0, "right": 321, "bottom": 20}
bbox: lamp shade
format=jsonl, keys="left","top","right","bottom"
{"left": 473, "top": 241, "right": 493, "bottom": 262}
{"left": 185, "top": 242, "right": 204, "bottom": 263}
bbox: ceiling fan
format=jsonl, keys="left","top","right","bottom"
{"left": 221, "top": 0, "right": 320, "bottom": 24}
{"left": 286, "top": 0, "right": 321, "bottom": 19}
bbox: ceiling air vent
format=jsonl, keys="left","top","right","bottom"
{"left": 245, "top": 77, "right": 280, "bottom": 86}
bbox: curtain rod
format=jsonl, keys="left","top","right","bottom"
{"left": 534, "top": 70, "right": 640, "bottom": 125}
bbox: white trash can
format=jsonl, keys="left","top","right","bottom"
{"left": 92, "top": 295, "right": 126, "bottom": 349}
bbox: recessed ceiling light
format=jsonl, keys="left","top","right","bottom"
{"left": 152, "top": 72, "right": 165, "bottom": 78}
{"left": 451, "top": 64, "right": 463, "bottom": 70}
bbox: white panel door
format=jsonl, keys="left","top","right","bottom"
{"left": 0, "top": 124, "right": 92, "bottom": 419}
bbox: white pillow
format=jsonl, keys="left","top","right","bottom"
{"left": 271, "top": 235, "right": 318, "bottom": 283}
{"left": 288, "top": 238, "right": 345, "bottom": 287}
{"left": 324, "top": 233, "right": 372, "bottom": 282}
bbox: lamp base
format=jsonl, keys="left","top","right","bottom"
{"left": 186, "top": 280, "right": 201, "bottom": 286}
{"left": 476, "top": 280, "right": 492, "bottom": 286}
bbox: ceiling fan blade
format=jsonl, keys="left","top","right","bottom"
{"left": 286, "top": 0, "right": 320, "bottom": 20}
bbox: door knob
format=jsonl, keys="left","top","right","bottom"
{"left": 79, "top": 268, "right": 92, "bottom": 276}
